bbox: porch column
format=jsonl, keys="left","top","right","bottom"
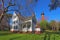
{"left": 31, "top": 20, "right": 32, "bottom": 33}
{"left": 20, "top": 24, "right": 22, "bottom": 33}
{"left": 21, "top": 24, "right": 23, "bottom": 32}
{"left": 26, "top": 23, "right": 28, "bottom": 32}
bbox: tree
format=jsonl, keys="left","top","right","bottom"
{"left": 49, "top": 0, "right": 60, "bottom": 10}
{"left": 56, "top": 22, "right": 59, "bottom": 31}
{"left": 0, "top": 0, "right": 38, "bottom": 30}
{"left": 0, "top": 0, "right": 38, "bottom": 22}
{"left": 49, "top": 20, "right": 56, "bottom": 31}
{"left": 0, "top": 13, "right": 12, "bottom": 31}
{"left": 5, "top": 13, "right": 12, "bottom": 30}
{"left": 40, "top": 20, "right": 49, "bottom": 30}
{"left": 57, "top": 22, "right": 60, "bottom": 31}
{"left": 49, "top": 20, "right": 60, "bottom": 31}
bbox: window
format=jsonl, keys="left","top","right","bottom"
{"left": 13, "top": 21, "right": 15, "bottom": 24}
{"left": 27, "top": 24, "right": 31, "bottom": 28}
{"left": 27, "top": 22, "right": 31, "bottom": 28}
{"left": 23, "top": 25, "right": 26, "bottom": 28}
{"left": 15, "top": 21, "right": 18, "bottom": 23}
{"left": 14, "top": 26, "right": 18, "bottom": 29}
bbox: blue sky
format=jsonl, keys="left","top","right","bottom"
{"left": 35, "top": 0, "right": 60, "bottom": 22}
{"left": 1, "top": 0, "right": 60, "bottom": 22}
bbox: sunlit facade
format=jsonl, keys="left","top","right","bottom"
{"left": 10, "top": 12, "right": 37, "bottom": 33}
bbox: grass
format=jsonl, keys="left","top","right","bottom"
{"left": 0, "top": 31, "right": 60, "bottom": 40}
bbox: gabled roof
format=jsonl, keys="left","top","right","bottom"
{"left": 12, "top": 11, "right": 37, "bottom": 24}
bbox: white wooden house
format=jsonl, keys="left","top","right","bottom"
{"left": 10, "top": 12, "right": 37, "bottom": 33}
{"left": 10, "top": 12, "right": 20, "bottom": 32}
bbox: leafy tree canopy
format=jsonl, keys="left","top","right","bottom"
{"left": 49, "top": 0, "right": 60, "bottom": 10}
{"left": 40, "top": 20, "right": 48, "bottom": 30}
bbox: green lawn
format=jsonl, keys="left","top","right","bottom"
{"left": 0, "top": 31, "right": 60, "bottom": 40}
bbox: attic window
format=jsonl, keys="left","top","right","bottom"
{"left": 13, "top": 16, "right": 16, "bottom": 19}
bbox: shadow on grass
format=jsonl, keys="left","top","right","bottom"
{"left": 0, "top": 32, "right": 14, "bottom": 36}
{"left": 44, "top": 33, "right": 47, "bottom": 40}
{"left": 54, "top": 34, "right": 55, "bottom": 40}
{"left": 43, "top": 33, "right": 50, "bottom": 40}
{"left": 45, "top": 31, "right": 60, "bottom": 34}
{"left": 43, "top": 31, "right": 60, "bottom": 40}
{"left": 10, "top": 36, "right": 21, "bottom": 40}
{"left": 9, "top": 32, "right": 60, "bottom": 40}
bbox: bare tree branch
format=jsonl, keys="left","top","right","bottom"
{"left": 0, "top": 0, "right": 15, "bottom": 22}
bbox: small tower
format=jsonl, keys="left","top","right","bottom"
{"left": 41, "top": 12, "right": 44, "bottom": 21}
